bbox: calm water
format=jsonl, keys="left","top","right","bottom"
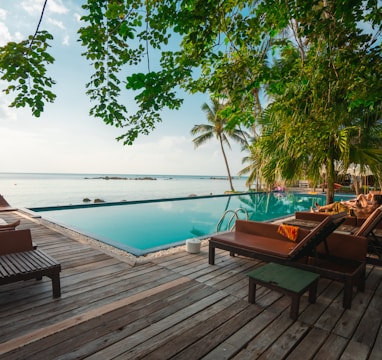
{"left": 2, "top": 172, "right": 353, "bottom": 256}
{"left": 0, "top": 172, "right": 248, "bottom": 207}
{"left": 32, "top": 192, "right": 332, "bottom": 256}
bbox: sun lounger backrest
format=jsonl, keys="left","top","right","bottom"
{"left": 295, "top": 211, "right": 330, "bottom": 221}
{"left": 288, "top": 213, "right": 346, "bottom": 259}
{"left": 0, "top": 229, "right": 34, "bottom": 255}
{"left": 317, "top": 232, "right": 368, "bottom": 262}
{"left": 353, "top": 206, "right": 382, "bottom": 237}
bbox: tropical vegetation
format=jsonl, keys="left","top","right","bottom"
{"left": 0, "top": 0, "right": 381, "bottom": 203}
{"left": 191, "top": 97, "right": 250, "bottom": 192}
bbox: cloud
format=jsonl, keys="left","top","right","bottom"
{"left": 0, "top": 97, "right": 17, "bottom": 122}
{"left": 0, "top": 22, "right": 24, "bottom": 46}
{"left": 62, "top": 34, "right": 70, "bottom": 46}
{"left": 0, "top": 22, "right": 12, "bottom": 45}
{"left": 21, "top": 0, "right": 68, "bottom": 16}
{"left": 157, "top": 135, "right": 189, "bottom": 149}
{"left": 73, "top": 13, "right": 82, "bottom": 23}
{"left": 47, "top": 17, "right": 65, "bottom": 29}
{"left": 0, "top": 8, "right": 6, "bottom": 21}
{"left": 110, "top": 134, "right": 241, "bottom": 175}
{"left": 20, "top": 0, "right": 46, "bottom": 15}
{"left": 48, "top": 0, "right": 68, "bottom": 15}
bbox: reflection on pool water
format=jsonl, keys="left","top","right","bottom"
{"left": 30, "top": 192, "right": 352, "bottom": 256}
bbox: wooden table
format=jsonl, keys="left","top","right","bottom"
{"left": 248, "top": 263, "right": 320, "bottom": 320}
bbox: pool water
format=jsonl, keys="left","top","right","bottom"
{"left": 30, "top": 192, "right": 351, "bottom": 256}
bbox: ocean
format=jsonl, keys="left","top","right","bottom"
{"left": 0, "top": 172, "right": 249, "bottom": 208}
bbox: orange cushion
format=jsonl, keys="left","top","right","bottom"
{"left": 278, "top": 224, "right": 299, "bottom": 241}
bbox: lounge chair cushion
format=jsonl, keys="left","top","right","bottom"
{"left": 210, "top": 231, "right": 304, "bottom": 259}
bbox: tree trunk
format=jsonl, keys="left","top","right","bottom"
{"left": 326, "top": 158, "right": 335, "bottom": 204}
{"left": 351, "top": 175, "right": 360, "bottom": 195}
{"left": 219, "top": 136, "right": 235, "bottom": 192}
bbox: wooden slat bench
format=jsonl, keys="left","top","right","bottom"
{"left": 0, "top": 229, "right": 61, "bottom": 298}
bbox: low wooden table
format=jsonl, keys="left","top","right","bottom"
{"left": 248, "top": 263, "right": 320, "bottom": 320}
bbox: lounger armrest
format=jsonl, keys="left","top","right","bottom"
{"left": 0, "top": 219, "right": 21, "bottom": 231}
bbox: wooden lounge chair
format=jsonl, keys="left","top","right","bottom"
{"left": 0, "top": 195, "right": 16, "bottom": 211}
{"left": 0, "top": 218, "right": 21, "bottom": 231}
{"left": 209, "top": 213, "right": 346, "bottom": 264}
{"left": 352, "top": 206, "right": 382, "bottom": 264}
{"left": 286, "top": 207, "right": 382, "bottom": 265}
{"left": 209, "top": 213, "right": 368, "bottom": 308}
{"left": 0, "top": 229, "right": 61, "bottom": 298}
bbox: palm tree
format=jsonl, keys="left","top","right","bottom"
{"left": 191, "top": 97, "right": 249, "bottom": 192}
{"left": 238, "top": 141, "right": 264, "bottom": 191}
{"left": 254, "top": 10, "right": 382, "bottom": 204}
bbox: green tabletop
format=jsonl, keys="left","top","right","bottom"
{"left": 248, "top": 262, "right": 320, "bottom": 293}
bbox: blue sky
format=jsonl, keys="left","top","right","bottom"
{"left": 0, "top": 0, "right": 245, "bottom": 176}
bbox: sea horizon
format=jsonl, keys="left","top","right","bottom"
{"left": 0, "top": 172, "right": 249, "bottom": 208}
{"left": 0, "top": 171, "right": 241, "bottom": 178}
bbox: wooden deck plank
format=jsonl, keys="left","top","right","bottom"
{"left": 1, "top": 210, "right": 382, "bottom": 360}
{"left": 0, "top": 265, "right": 184, "bottom": 342}
{"left": 202, "top": 305, "right": 285, "bottom": 360}
{"left": 368, "top": 320, "right": 382, "bottom": 360}
{"left": 256, "top": 321, "right": 311, "bottom": 359}
{"left": 312, "top": 333, "right": 348, "bottom": 360}
{"left": 313, "top": 281, "right": 346, "bottom": 331}
{"left": 333, "top": 266, "right": 382, "bottom": 339}
{"left": 118, "top": 294, "right": 244, "bottom": 359}
{"left": 339, "top": 339, "right": 370, "bottom": 360}
{"left": 351, "top": 278, "right": 382, "bottom": 348}
{"left": 0, "top": 277, "right": 191, "bottom": 358}
{"left": 232, "top": 305, "right": 294, "bottom": 359}
{"left": 285, "top": 327, "right": 329, "bottom": 359}
{"left": 141, "top": 297, "right": 250, "bottom": 360}
{"left": 85, "top": 290, "right": 234, "bottom": 359}
{"left": 168, "top": 305, "right": 262, "bottom": 360}
{"left": 8, "top": 280, "right": 206, "bottom": 360}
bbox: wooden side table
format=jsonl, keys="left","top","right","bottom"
{"left": 248, "top": 263, "right": 320, "bottom": 320}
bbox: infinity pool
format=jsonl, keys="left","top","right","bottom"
{"left": 30, "top": 192, "right": 350, "bottom": 256}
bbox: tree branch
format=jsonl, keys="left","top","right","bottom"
{"left": 29, "top": 0, "right": 48, "bottom": 51}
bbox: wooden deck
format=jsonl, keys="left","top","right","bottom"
{"left": 0, "top": 210, "right": 382, "bottom": 360}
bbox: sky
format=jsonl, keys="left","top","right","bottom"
{"left": 0, "top": 0, "right": 246, "bottom": 176}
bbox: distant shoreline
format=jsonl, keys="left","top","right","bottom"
{"left": 84, "top": 176, "right": 158, "bottom": 181}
